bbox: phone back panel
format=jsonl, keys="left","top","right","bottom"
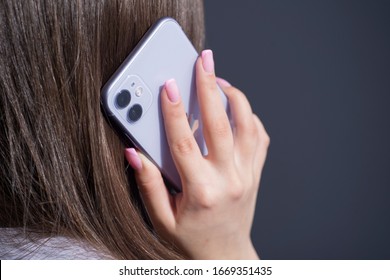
{"left": 101, "top": 18, "right": 228, "bottom": 191}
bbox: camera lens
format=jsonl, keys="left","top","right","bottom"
{"left": 128, "top": 104, "right": 143, "bottom": 122}
{"left": 115, "top": 90, "right": 131, "bottom": 109}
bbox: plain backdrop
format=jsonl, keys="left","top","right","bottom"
{"left": 204, "top": 0, "right": 390, "bottom": 259}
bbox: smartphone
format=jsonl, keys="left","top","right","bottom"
{"left": 101, "top": 17, "right": 229, "bottom": 192}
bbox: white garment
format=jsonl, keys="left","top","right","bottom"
{"left": 0, "top": 228, "right": 112, "bottom": 259}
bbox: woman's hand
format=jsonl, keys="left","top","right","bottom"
{"left": 125, "top": 50, "right": 269, "bottom": 259}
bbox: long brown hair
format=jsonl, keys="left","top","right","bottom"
{"left": 0, "top": 0, "right": 204, "bottom": 259}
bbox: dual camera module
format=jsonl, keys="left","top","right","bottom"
{"left": 113, "top": 75, "right": 152, "bottom": 124}
{"left": 115, "top": 89, "right": 143, "bottom": 122}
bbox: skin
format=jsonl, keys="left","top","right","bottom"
{"left": 125, "top": 50, "right": 270, "bottom": 259}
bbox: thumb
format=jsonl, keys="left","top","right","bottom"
{"left": 125, "top": 148, "right": 175, "bottom": 231}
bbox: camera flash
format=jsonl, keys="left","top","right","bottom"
{"left": 135, "top": 86, "right": 143, "bottom": 97}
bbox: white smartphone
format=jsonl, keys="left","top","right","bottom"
{"left": 101, "top": 17, "right": 229, "bottom": 192}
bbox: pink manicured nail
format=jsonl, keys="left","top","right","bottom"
{"left": 125, "top": 148, "right": 142, "bottom": 171}
{"left": 201, "top": 49, "right": 214, "bottom": 73}
{"left": 165, "top": 79, "right": 180, "bottom": 103}
{"left": 216, "top": 77, "right": 231, "bottom": 87}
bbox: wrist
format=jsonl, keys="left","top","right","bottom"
{"left": 189, "top": 238, "right": 259, "bottom": 260}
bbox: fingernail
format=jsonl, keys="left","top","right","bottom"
{"left": 165, "top": 79, "right": 180, "bottom": 103}
{"left": 125, "top": 148, "right": 142, "bottom": 171}
{"left": 201, "top": 49, "right": 214, "bottom": 73}
{"left": 216, "top": 77, "right": 231, "bottom": 87}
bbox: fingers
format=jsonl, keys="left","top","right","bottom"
{"left": 216, "top": 78, "right": 269, "bottom": 160}
{"left": 196, "top": 50, "right": 234, "bottom": 163}
{"left": 217, "top": 80, "right": 258, "bottom": 165}
{"left": 217, "top": 78, "right": 270, "bottom": 187}
{"left": 125, "top": 148, "right": 175, "bottom": 230}
{"left": 160, "top": 79, "right": 203, "bottom": 183}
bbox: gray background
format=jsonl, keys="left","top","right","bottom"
{"left": 204, "top": 0, "right": 390, "bottom": 259}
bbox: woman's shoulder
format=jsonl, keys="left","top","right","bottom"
{"left": 0, "top": 228, "right": 112, "bottom": 260}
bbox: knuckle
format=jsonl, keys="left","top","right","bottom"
{"left": 138, "top": 176, "right": 161, "bottom": 196}
{"left": 253, "top": 114, "right": 270, "bottom": 148}
{"left": 165, "top": 103, "right": 182, "bottom": 119}
{"left": 242, "top": 120, "right": 258, "bottom": 138}
{"left": 194, "top": 187, "right": 216, "bottom": 209}
{"left": 261, "top": 132, "right": 271, "bottom": 148}
{"left": 187, "top": 178, "right": 217, "bottom": 209}
{"left": 203, "top": 74, "right": 218, "bottom": 93}
{"left": 171, "top": 136, "right": 196, "bottom": 156}
{"left": 228, "top": 184, "right": 245, "bottom": 201}
{"left": 263, "top": 133, "right": 271, "bottom": 148}
{"left": 211, "top": 115, "right": 231, "bottom": 137}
